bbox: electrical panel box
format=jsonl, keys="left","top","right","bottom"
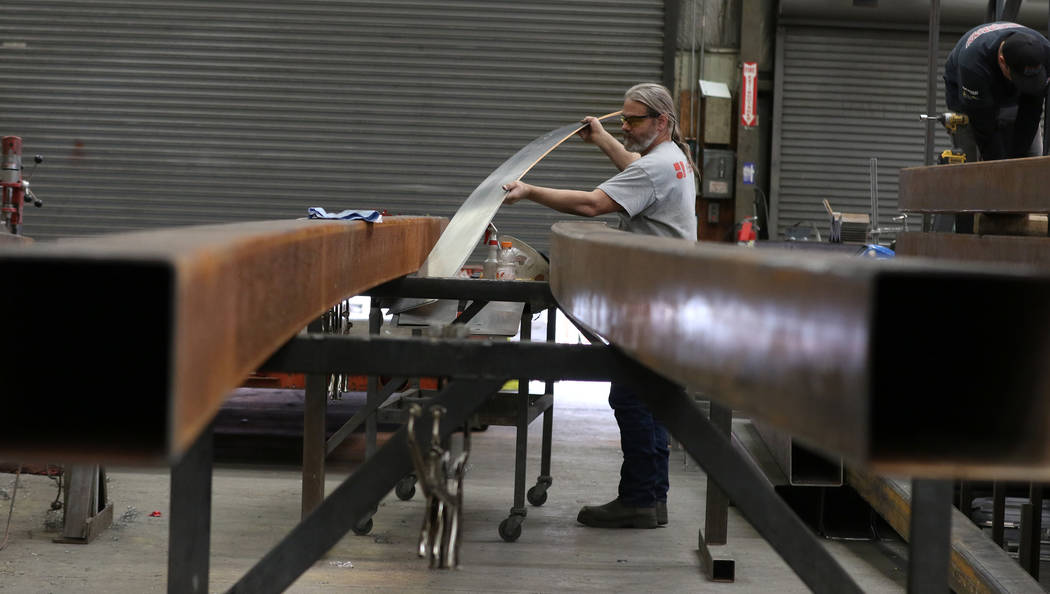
{"left": 702, "top": 149, "right": 735, "bottom": 199}
{"left": 699, "top": 80, "right": 732, "bottom": 145}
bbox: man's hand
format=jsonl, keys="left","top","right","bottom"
{"left": 502, "top": 181, "right": 532, "bottom": 205}
{"left": 576, "top": 116, "right": 606, "bottom": 144}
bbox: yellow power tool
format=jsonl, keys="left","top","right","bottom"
{"left": 920, "top": 112, "right": 970, "bottom": 164}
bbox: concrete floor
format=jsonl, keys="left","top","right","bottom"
{"left": 0, "top": 381, "right": 907, "bottom": 593}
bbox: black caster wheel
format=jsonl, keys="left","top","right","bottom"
{"left": 498, "top": 517, "right": 522, "bottom": 542}
{"left": 527, "top": 485, "right": 548, "bottom": 506}
{"left": 352, "top": 517, "right": 374, "bottom": 535}
{"left": 395, "top": 477, "right": 416, "bottom": 500}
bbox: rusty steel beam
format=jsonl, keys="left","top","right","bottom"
{"left": 0, "top": 217, "right": 444, "bottom": 463}
{"left": 897, "top": 232, "right": 1050, "bottom": 272}
{"left": 550, "top": 221, "right": 1050, "bottom": 479}
{"left": 848, "top": 469, "right": 1044, "bottom": 594}
{"left": 899, "top": 156, "right": 1050, "bottom": 213}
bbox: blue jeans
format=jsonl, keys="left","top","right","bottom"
{"left": 608, "top": 382, "right": 669, "bottom": 507}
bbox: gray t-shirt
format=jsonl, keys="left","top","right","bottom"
{"left": 598, "top": 141, "right": 697, "bottom": 240}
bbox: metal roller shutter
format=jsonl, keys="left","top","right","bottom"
{"left": 770, "top": 25, "right": 960, "bottom": 240}
{"left": 0, "top": 0, "right": 665, "bottom": 254}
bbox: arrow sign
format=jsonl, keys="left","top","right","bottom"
{"left": 741, "top": 61, "right": 758, "bottom": 128}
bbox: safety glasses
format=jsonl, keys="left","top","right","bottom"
{"left": 620, "top": 113, "right": 658, "bottom": 127}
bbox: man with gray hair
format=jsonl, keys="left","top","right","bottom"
{"left": 503, "top": 82, "right": 697, "bottom": 528}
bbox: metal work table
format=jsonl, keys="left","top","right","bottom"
{"left": 293, "top": 276, "right": 561, "bottom": 541}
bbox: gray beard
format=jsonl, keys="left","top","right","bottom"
{"left": 623, "top": 127, "right": 661, "bottom": 152}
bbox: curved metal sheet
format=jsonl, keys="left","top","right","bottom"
{"left": 419, "top": 111, "right": 621, "bottom": 279}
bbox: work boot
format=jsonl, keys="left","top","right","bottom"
{"left": 577, "top": 498, "right": 657, "bottom": 529}
{"left": 656, "top": 500, "right": 668, "bottom": 525}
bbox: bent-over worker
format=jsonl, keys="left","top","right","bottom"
{"left": 944, "top": 22, "right": 1050, "bottom": 161}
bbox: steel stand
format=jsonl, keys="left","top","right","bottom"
{"left": 907, "top": 479, "right": 953, "bottom": 593}
{"left": 615, "top": 366, "right": 863, "bottom": 594}
{"left": 351, "top": 302, "right": 385, "bottom": 535}
{"left": 302, "top": 317, "right": 327, "bottom": 519}
{"left": 697, "top": 401, "right": 735, "bottom": 582}
{"left": 168, "top": 422, "right": 213, "bottom": 594}
{"left": 1019, "top": 482, "right": 1043, "bottom": 578}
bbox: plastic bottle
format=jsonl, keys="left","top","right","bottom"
{"left": 496, "top": 240, "right": 517, "bottom": 280}
{"left": 483, "top": 239, "right": 500, "bottom": 279}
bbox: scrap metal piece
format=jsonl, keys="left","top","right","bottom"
{"left": 899, "top": 156, "right": 1050, "bottom": 213}
{"left": 406, "top": 403, "right": 470, "bottom": 569}
{"left": 549, "top": 221, "right": 1050, "bottom": 479}
{"left": 0, "top": 217, "right": 444, "bottom": 463}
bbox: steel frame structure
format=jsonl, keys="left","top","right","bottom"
{"left": 215, "top": 321, "right": 866, "bottom": 593}
{"left": 9, "top": 217, "right": 1045, "bottom": 592}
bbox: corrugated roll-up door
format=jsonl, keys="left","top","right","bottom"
{"left": 771, "top": 25, "right": 960, "bottom": 240}
{"left": 0, "top": 0, "right": 665, "bottom": 255}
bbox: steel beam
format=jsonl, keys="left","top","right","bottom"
{"left": 0, "top": 217, "right": 444, "bottom": 463}
{"left": 262, "top": 334, "right": 625, "bottom": 382}
{"left": 897, "top": 231, "right": 1050, "bottom": 271}
{"left": 549, "top": 221, "right": 1050, "bottom": 479}
{"left": 848, "top": 469, "right": 1044, "bottom": 594}
{"left": 364, "top": 276, "right": 555, "bottom": 311}
{"left": 899, "top": 157, "right": 1050, "bottom": 213}
{"left": 752, "top": 422, "right": 843, "bottom": 487}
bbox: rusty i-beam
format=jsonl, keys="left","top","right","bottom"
{"left": 899, "top": 155, "right": 1050, "bottom": 214}
{"left": 549, "top": 221, "right": 1050, "bottom": 480}
{"left": 898, "top": 156, "right": 1050, "bottom": 266}
{"left": 0, "top": 217, "right": 444, "bottom": 463}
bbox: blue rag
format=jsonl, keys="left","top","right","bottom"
{"left": 307, "top": 207, "right": 383, "bottom": 222}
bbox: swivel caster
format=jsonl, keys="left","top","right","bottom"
{"left": 395, "top": 475, "right": 416, "bottom": 501}
{"left": 352, "top": 516, "right": 374, "bottom": 535}
{"left": 498, "top": 516, "right": 523, "bottom": 542}
{"left": 527, "top": 484, "right": 548, "bottom": 506}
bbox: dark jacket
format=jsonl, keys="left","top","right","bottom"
{"left": 944, "top": 22, "right": 1050, "bottom": 160}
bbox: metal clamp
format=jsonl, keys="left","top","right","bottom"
{"left": 406, "top": 403, "right": 470, "bottom": 569}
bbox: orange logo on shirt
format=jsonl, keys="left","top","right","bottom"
{"left": 674, "top": 161, "right": 687, "bottom": 179}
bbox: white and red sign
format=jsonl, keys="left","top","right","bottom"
{"left": 741, "top": 61, "right": 758, "bottom": 128}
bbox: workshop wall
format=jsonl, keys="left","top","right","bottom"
{"left": 0, "top": 0, "right": 666, "bottom": 257}
{"left": 769, "top": 24, "right": 959, "bottom": 241}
